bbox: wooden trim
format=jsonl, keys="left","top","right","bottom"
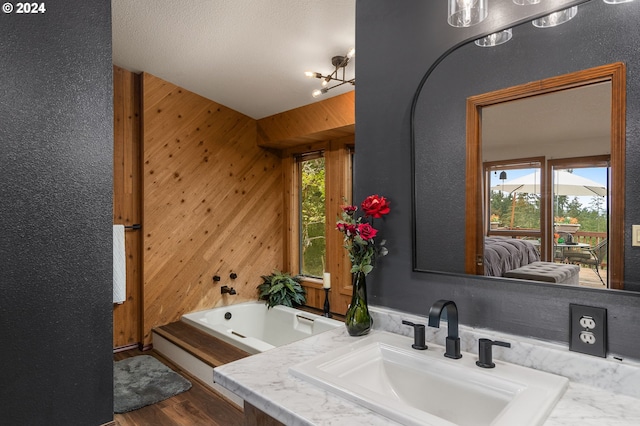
{"left": 466, "top": 62, "right": 625, "bottom": 288}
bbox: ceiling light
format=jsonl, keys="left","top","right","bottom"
{"left": 448, "top": 0, "right": 488, "bottom": 27}
{"left": 513, "top": 0, "right": 541, "bottom": 4}
{"left": 305, "top": 48, "right": 355, "bottom": 98}
{"left": 532, "top": 6, "right": 578, "bottom": 28}
{"left": 603, "top": 0, "right": 634, "bottom": 3}
{"left": 475, "top": 28, "right": 513, "bottom": 47}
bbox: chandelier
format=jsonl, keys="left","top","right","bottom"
{"left": 455, "top": 0, "right": 634, "bottom": 48}
{"left": 305, "top": 48, "right": 355, "bottom": 98}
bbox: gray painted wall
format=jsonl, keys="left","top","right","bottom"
{"left": 0, "top": 1, "right": 114, "bottom": 424}
{"left": 355, "top": 0, "right": 640, "bottom": 358}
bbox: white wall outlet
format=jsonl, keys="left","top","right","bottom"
{"left": 579, "top": 315, "right": 596, "bottom": 330}
{"left": 570, "top": 304, "right": 607, "bottom": 357}
{"left": 579, "top": 331, "right": 596, "bottom": 344}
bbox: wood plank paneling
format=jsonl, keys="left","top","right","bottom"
{"left": 141, "top": 73, "right": 283, "bottom": 346}
{"left": 113, "top": 66, "right": 143, "bottom": 348}
{"left": 257, "top": 91, "right": 355, "bottom": 148}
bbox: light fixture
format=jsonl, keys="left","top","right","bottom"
{"left": 448, "top": 0, "right": 488, "bottom": 27}
{"left": 475, "top": 28, "right": 513, "bottom": 47}
{"left": 603, "top": 0, "right": 634, "bottom": 3}
{"left": 305, "top": 48, "right": 355, "bottom": 98}
{"left": 532, "top": 6, "right": 578, "bottom": 28}
{"left": 499, "top": 171, "right": 508, "bottom": 180}
{"left": 513, "top": 0, "right": 541, "bottom": 5}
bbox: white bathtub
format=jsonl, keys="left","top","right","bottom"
{"left": 182, "top": 301, "right": 343, "bottom": 354}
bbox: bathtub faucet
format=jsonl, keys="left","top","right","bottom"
{"left": 221, "top": 285, "right": 237, "bottom": 295}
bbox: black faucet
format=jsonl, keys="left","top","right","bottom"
{"left": 221, "top": 285, "right": 236, "bottom": 295}
{"left": 476, "top": 338, "right": 511, "bottom": 369}
{"left": 402, "top": 320, "right": 428, "bottom": 350}
{"left": 428, "top": 299, "right": 462, "bottom": 359}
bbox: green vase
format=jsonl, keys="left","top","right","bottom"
{"left": 345, "top": 271, "right": 373, "bottom": 336}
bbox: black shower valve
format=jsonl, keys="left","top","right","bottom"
{"left": 212, "top": 275, "right": 221, "bottom": 282}
{"left": 230, "top": 272, "right": 238, "bottom": 280}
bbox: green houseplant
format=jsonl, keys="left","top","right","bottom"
{"left": 257, "top": 270, "right": 307, "bottom": 309}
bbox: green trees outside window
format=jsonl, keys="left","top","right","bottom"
{"left": 300, "top": 156, "right": 326, "bottom": 277}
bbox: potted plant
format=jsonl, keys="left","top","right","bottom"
{"left": 490, "top": 213, "right": 500, "bottom": 229}
{"left": 257, "top": 270, "right": 307, "bottom": 309}
{"left": 554, "top": 216, "right": 581, "bottom": 233}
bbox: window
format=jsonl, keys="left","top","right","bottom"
{"left": 486, "top": 159, "right": 543, "bottom": 237}
{"left": 283, "top": 137, "right": 355, "bottom": 312}
{"left": 299, "top": 154, "right": 326, "bottom": 277}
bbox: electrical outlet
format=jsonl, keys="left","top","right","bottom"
{"left": 570, "top": 304, "right": 607, "bottom": 357}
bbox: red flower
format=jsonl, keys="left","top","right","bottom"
{"left": 357, "top": 223, "right": 378, "bottom": 240}
{"left": 361, "top": 195, "right": 390, "bottom": 219}
{"left": 342, "top": 205, "right": 357, "bottom": 215}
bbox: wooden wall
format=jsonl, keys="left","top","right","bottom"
{"left": 113, "top": 66, "right": 143, "bottom": 348}
{"left": 140, "top": 73, "right": 283, "bottom": 345}
{"left": 113, "top": 68, "right": 355, "bottom": 348}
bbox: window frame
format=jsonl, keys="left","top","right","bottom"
{"left": 283, "top": 137, "right": 355, "bottom": 308}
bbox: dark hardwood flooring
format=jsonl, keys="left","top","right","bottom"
{"left": 113, "top": 306, "right": 343, "bottom": 425}
{"left": 113, "top": 349, "right": 244, "bottom": 426}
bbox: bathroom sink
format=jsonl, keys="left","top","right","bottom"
{"left": 289, "top": 330, "right": 568, "bottom": 426}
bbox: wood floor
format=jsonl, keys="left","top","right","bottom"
{"left": 113, "top": 348, "right": 244, "bottom": 426}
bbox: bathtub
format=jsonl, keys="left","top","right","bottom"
{"left": 181, "top": 301, "right": 343, "bottom": 354}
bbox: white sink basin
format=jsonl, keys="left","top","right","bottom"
{"left": 289, "top": 330, "right": 568, "bottom": 426}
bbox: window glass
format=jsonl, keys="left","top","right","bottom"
{"left": 299, "top": 156, "right": 325, "bottom": 277}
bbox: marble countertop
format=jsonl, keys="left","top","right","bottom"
{"left": 213, "top": 306, "right": 640, "bottom": 426}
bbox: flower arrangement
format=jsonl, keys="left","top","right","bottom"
{"left": 490, "top": 213, "right": 500, "bottom": 222}
{"left": 336, "top": 194, "right": 390, "bottom": 275}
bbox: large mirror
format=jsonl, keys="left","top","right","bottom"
{"left": 465, "top": 64, "right": 624, "bottom": 289}
{"left": 413, "top": 0, "right": 640, "bottom": 292}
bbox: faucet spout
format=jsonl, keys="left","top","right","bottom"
{"left": 428, "top": 299, "right": 462, "bottom": 359}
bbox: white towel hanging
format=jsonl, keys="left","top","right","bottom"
{"left": 113, "top": 224, "right": 126, "bottom": 304}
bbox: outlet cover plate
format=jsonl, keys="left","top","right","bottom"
{"left": 570, "top": 304, "right": 607, "bottom": 357}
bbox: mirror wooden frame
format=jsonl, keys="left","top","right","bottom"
{"left": 465, "top": 62, "right": 626, "bottom": 289}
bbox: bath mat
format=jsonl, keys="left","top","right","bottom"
{"left": 113, "top": 355, "right": 192, "bottom": 413}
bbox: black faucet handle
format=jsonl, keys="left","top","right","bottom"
{"left": 402, "top": 320, "right": 428, "bottom": 350}
{"left": 476, "top": 338, "right": 511, "bottom": 368}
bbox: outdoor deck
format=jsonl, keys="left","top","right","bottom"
{"left": 577, "top": 265, "right": 607, "bottom": 289}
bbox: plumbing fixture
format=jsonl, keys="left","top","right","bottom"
{"left": 428, "top": 299, "right": 462, "bottom": 359}
{"left": 213, "top": 275, "right": 221, "bottom": 282}
{"left": 476, "top": 338, "right": 511, "bottom": 368}
{"left": 230, "top": 272, "right": 238, "bottom": 279}
{"left": 402, "top": 320, "right": 428, "bottom": 350}
{"left": 221, "top": 285, "right": 236, "bottom": 295}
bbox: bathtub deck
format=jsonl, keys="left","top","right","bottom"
{"left": 154, "top": 320, "right": 251, "bottom": 367}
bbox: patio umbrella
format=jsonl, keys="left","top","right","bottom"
{"left": 491, "top": 170, "right": 607, "bottom": 197}
{"left": 491, "top": 170, "right": 606, "bottom": 229}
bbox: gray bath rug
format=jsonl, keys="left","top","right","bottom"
{"left": 114, "top": 355, "right": 192, "bottom": 413}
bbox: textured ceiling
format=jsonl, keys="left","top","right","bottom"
{"left": 111, "top": 0, "right": 356, "bottom": 119}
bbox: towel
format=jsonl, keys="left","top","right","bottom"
{"left": 113, "top": 224, "right": 126, "bottom": 304}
